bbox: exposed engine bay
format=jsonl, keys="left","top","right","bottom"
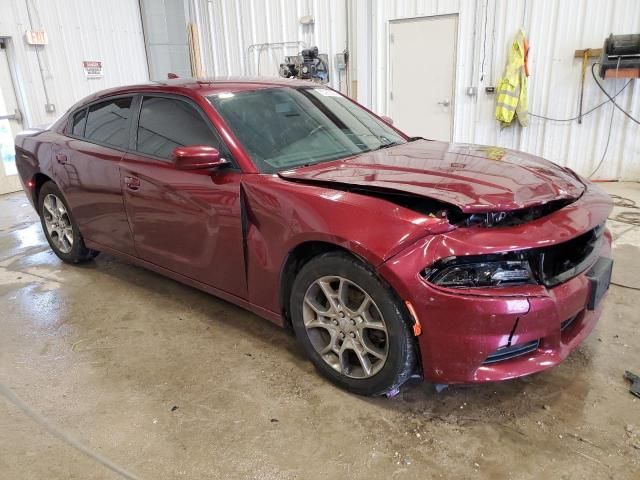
{"left": 459, "top": 198, "right": 577, "bottom": 227}
{"left": 281, "top": 177, "right": 579, "bottom": 228}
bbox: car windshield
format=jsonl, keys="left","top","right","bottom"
{"left": 208, "top": 87, "right": 406, "bottom": 173}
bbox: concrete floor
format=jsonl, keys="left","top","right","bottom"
{"left": 1, "top": 183, "right": 639, "bottom": 480}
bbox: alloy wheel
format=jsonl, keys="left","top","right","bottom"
{"left": 302, "top": 275, "right": 389, "bottom": 379}
{"left": 42, "top": 194, "right": 74, "bottom": 254}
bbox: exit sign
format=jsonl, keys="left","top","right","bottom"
{"left": 25, "top": 30, "right": 48, "bottom": 45}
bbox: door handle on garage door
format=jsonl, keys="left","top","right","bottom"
{"left": 55, "top": 153, "right": 68, "bottom": 164}
{"left": 124, "top": 176, "right": 141, "bottom": 190}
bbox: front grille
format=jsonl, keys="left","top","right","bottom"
{"left": 535, "top": 224, "right": 605, "bottom": 287}
{"left": 482, "top": 339, "right": 540, "bottom": 365}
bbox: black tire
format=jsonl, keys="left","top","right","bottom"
{"left": 38, "top": 181, "right": 99, "bottom": 264}
{"left": 290, "top": 251, "right": 416, "bottom": 396}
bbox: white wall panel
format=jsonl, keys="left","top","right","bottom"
{"left": 356, "top": 0, "right": 640, "bottom": 180}
{"left": 191, "top": 0, "right": 348, "bottom": 89}
{"left": 191, "top": 0, "right": 639, "bottom": 180}
{"left": 0, "top": 0, "right": 148, "bottom": 128}
{"left": 2, "top": 0, "right": 636, "bottom": 179}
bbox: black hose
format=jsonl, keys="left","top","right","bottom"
{"left": 590, "top": 62, "right": 640, "bottom": 125}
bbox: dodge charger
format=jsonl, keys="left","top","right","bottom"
{"left": 14, "top": 78, "right": 613, "bottom": 396}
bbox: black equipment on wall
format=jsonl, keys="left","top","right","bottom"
{"left": 279, "top": 46, "right": 329, "bottom": 83}
{"left": 599, "top": 34, "right": 640, "bottom": 79}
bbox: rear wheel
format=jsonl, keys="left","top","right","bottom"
{"left": 38, "top": 181, "right": 99, "bottom": 264}
{"left": 290, "top": 251, "right": 416, "bottom": 396}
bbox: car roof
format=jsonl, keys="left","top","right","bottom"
{"left": 91, "top": 76, "right": 316, "bottom": 101}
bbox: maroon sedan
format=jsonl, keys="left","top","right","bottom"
{"left": 15, "top": 78, "right": 613, "bottom": 396}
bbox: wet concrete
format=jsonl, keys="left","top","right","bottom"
{"left": 1, "top": 183, "right": 639, "bottom": 479}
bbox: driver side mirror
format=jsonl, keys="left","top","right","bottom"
{"left": 172, "top": 145, "right": 228, "bottom": 170}
{"left": 380, "top": 115, "right": 394, "bottom": 125}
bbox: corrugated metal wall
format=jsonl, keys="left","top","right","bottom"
{"left": 2, "top": 0, "right": 637, "bottom": 179}
{"left": 0, "top": 0, "right": 148, "bottom": 128}
{"left": 190, "top": 0, "right": 348, "bottom": 88}
{"left": 191, "top": 0, "right": 640, "bottom": 180}
{"left": 359, "top": 0, "right": 640, "bottom": 180}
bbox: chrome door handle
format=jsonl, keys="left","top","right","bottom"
{"left": 437, "top": 99, "right": 451, "bottom": 107}
{"left": 124, "top": 176, "right": 141, "bottom": 190}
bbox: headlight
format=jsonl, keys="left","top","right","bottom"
{"left": 424, "top": 259, "right": 535, "bottom": 288}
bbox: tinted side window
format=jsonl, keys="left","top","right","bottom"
{"left": 136, "top": 97, "right": 223, "bottom": 160}
{"left": 71, "top": 109, "right": 87, "bottom": 137}
{"left": 84, "top": 97, "right": 132, "bottom": 149}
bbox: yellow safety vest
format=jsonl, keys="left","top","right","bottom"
{"left": 495, "top": 29, "right": 529, "bottom": 127}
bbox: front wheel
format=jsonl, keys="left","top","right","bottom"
{"left": 38, "top": 181, "right": 99, "bottom": 264}
{"left": 290, "top": 251, "right": 416, "bottom": 396}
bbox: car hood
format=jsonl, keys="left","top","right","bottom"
{"left": 278, "top": 140, "right": 584, "bottom": 213}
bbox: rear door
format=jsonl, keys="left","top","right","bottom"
{"left": 120, "top": 94, "right": 246, "bottom": 297}
{"left": 55, "top": 96, "right": 137, "bottom": 255}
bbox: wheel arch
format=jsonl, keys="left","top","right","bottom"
{"left": 279, "top": 241, "right": 368, "bottom": 333}
{"left": 31, "top": 172, "right": 54, "bottom": 205}
{"left": 281, "top": 240, "right": 424, "bottom": 388}
{"left": 278, "top": 240, "right": 422, "bottom": 354}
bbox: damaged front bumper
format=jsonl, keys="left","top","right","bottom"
{"left": 411, "top": 238, "right": 609, "bottom": 384}
{"left": 378, "top": 182, "right": 613, "bottom": 384}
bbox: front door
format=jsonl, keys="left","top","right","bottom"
{"left": 0, "top": 39, "right": 23, "bottom": 195}
{"left": 120, "top": 95, "right": 247, "bottom": 297}
{"left": 388, "top": 15, "right": 458, "bottom": 141}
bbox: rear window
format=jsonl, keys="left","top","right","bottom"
{"left": 84, "top": 97, "right": 132, "bottom": 149}
{"left": 70, "top": 109, "right": 87, "bottom": 137}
